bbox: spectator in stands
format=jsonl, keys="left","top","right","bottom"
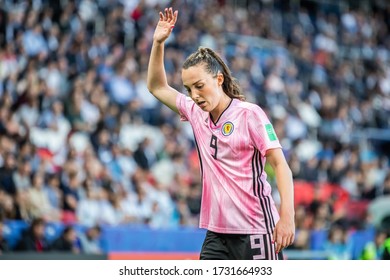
{"left": 0, "top": 190, "right": 5, "bottom": 217}
{"left": 121, "top": 176, "right": 153, "bottom": 224}
{"left": 133, "top": 137, "right": 156, "bottom": 171}
{"left": 383, "top": 172, "right": 390, "bottom": 196}
{"left": 12, "top": 157, "right": 32, "bottom": 194}
{"left": 311, "top": 200, "right": 333, "bottom": 230}
{"left": 15, "top": 217, "right": 50, "bottom": 252}
{"left": 22, "top": 24, "right": 48, "bottom": 57}
{"left": 27, "top": 172, "right": 59, "bottom": 221}
{"left": 44, "top": 174, "right": 63, "bottom": 211}
{"left": 382, "top": 235, "right": 390, "bottom": 260}
{"left": 290, "top": 204, "right": 311, "bottom": 250}
{"left": 78, "top": 225, "right": 102, "bottom": 254}
{"left": 94, "top": 128, "right": 113, "bottom": 165}
{"left": 108, "top": 63, "right": 135, "bottom": 106}
{"left": 0, "top": 189, "right": 20, "bottom": 220}
{"left": 51, "top": 225, "right": 80, "bottom": 254}
{"left": 76, "top": 180, "right": 100, "bottom": 227}
{"left": 0, "top": 219, "right": 10, "bottom": 253}
{"left": 37, "top": 99, "right": 70, "bottom": 134}
{"left": 145, "top": 181, "right": 176, "bottom": 228}
{"left": 14, "top": 88, "right": 40, "bottom": 132}
{"left": 323, "top": 224, "right": 351, "bottom": 260}
{"left": 61, "top": 171, "right": 81, "bottom": 222}
{"left": 360, "top": 228, "right": 388, "bottom": 260}
{"left": 186, "top": 182, "right": 202, "bottom": 218}
{"left": 0, "top": 152, "right": 16, "bottom": 195}
{"left": 174, "top": 196, "right": 193, "bottom": 226}
{"left": 64, "top": 85, "right": 91, "bottom": 133}
{"left": 97, "top": 188, "right": 123, "bottom": 226}
{"left": 378, "top": 217, "right": 390, "bottom": 260}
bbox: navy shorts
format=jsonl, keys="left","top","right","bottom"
{"left": 200, "top": 230, "right": 284, "bottom": 260}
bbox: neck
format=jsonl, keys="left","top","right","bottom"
{"left": 210, "top": 95, "right": 232, "bottom": 123}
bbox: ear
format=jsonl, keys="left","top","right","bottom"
{"left": 217, "top": 72, "right": 224, "bottom": 86}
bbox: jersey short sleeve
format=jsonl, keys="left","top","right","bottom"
{"left": 248, "top": 106, "right": 282, "bottom": 156}
{"left": 176, "top": 93, "right": 196, "bottom": 122}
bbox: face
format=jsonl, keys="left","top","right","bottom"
{"left": 33, "top": 223, "right": 45, "bottom": 238}
{"left": 33, "top": 176, "right": 43, "bottom": 189}
{"left": 182, "top": 64, "right": 224, "bottom": 112}
{"left": 66, "top": 229, "right": 77, "bottom": 242}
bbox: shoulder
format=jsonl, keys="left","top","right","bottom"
{"left": 234, "top": 100, "right": 267, "bottom": 117}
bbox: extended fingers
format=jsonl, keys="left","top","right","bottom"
{"left": 165, "top": 7, "right": 174, "bottom": 21}
{"left": 172, "top": 10, "right": 178, "bottom": 25}
{"left": 160, "top": 7, "right": 177, "bottom": 23}
{"left": 167, "top": 7, "right": 177, "bottom": 23}
{"left": 159, "top": 8, "right": 168, "bottom": 21}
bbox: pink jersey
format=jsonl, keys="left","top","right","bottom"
{"left": 176, "top": 93, "right": 282, "bottom": 234}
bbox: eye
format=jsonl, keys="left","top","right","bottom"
{"left": 195, "top": 84, "right": 203, "bottom": 90}
{"left": 184, "top": 87, "right": 192, "bottom": 96}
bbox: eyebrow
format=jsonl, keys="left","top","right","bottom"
{"left": 184, "top": 79, "right": 203, "bottom": 88}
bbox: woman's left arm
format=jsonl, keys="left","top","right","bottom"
{"left": 266, "top": 148, "right": 295, "bottom": 254}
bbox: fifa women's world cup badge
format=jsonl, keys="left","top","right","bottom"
{"left": 221, "top": 121, "right": 234, "bottom": 136}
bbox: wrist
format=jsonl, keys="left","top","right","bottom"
{"left": 153, "top": 39, "right": 165, "bottom": 46}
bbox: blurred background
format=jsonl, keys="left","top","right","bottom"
{"left": 0, "top": 0, "right": 389, "bottom": 260}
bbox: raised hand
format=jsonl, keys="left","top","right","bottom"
{"left": 153, "top": 7, "right": 178, "bottom": 44}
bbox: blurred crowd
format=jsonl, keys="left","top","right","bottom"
{"left": 0, "top": 0, "right": 389, "bottom": 257}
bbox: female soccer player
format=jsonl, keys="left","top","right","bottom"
{"left": 147, "top": 7, "right": 295, "bottom": 260}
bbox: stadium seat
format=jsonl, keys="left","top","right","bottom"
{"left": 310, "top": 229, "right": 328, "bottom": 251}
{"left": 2, "top": 221, "right": 28, "bottom": 249}
{"left": 348, "top": 228, "right": 376, "bottom": 260}
{"left": 293, "top": 180, "right": 315, "bottom": 206}
{"left": 344, "top": 200, "right": 369, "bottom": 221}
{"left": 44, "top": 222, "right": 65, "bottom": 242}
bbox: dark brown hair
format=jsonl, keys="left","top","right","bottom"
{"left": 182, "top": 47, "right": 245, "bottom": 101}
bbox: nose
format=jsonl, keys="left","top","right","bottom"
{"left": 191, "top": 89, "right": 200, "bottom": 100}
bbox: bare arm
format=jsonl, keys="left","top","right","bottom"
{"left": 147, "top": 7, "right": 180, "bottom": 113}
{"left": 266, "top": 148, "right": 295, "bottom": 253}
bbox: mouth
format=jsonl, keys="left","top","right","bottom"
{"left": 197, "top": 101, "right": 206, "bottom": 108}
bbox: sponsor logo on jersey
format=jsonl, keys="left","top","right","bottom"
{"left": 221, "top": 121, "right": 234, "bottom": 136}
